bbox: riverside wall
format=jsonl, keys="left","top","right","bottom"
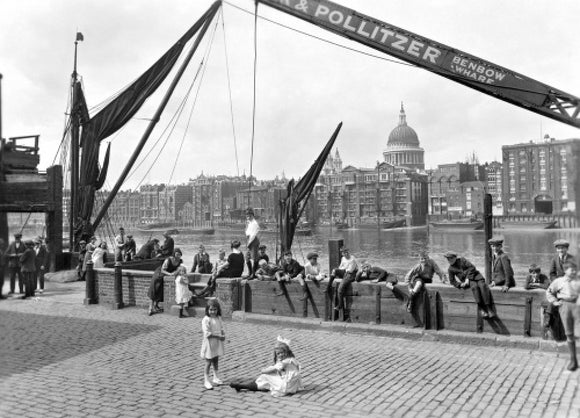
{"left": 93, "top": 268, "right": 553, "bottom": 339}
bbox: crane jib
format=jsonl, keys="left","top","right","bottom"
{"left": 258, "top": 0, "right": 580, "bottom": 128}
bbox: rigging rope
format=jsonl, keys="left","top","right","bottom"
{"left": 247, "top": 0, "right": 259, "bottom": 208}
{"left": 221, "top": 8, "right": 240, "bottom": 177}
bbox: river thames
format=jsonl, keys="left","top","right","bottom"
{"left": 128, "top": 225, "right": 580, "bottom": 286}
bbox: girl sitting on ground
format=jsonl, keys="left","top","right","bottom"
{"left": 229, "top": 336, "right": 302, "bottom": 397}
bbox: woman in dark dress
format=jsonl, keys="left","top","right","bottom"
{"left": 148, "top": 248, "right": 183, "bottom": 316}
{"left": 196, "top": 240, "right": 244, "bottom": 297}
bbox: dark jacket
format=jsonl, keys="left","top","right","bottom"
{"left": 549, "top": 253, "right": 576, "bottom": 281}
{"left": 160, "top": 237, "right": 174, "bottom": 257}
{"left": 192, "top": 252, "right": 212, "bottom": 274}
{"left": 35, "top": 245, "right": 49, "bottom": 271}
{"left": 7, "top": 240, "right": 25, "bottom": 268}
{"left": 20, "top": 247, "right": 36, "bottom": 273}
{"left": 491, "top": 251, "right": 515, "bottom": 288}
{"left": 136, "top": 240, "right": 158, "bottom": 259}
{"left": 356, "top": 266, "right": 389, "bottom": 282}
{"left": 279, "top": 259, "right": 304, "bottom": 278}
{"left": 524, "top": 273, "right": 550, "bottom": 290}
{"left": 448, "top": 257, "right": 485, "bottom": 288}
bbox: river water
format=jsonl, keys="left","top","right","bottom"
{"left": 15, "top": 224, "right": 579, "bottom": 286}
{"left": 130, "top": 226, "right": 579, "bottom": 286}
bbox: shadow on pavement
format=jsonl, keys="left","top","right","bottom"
{"left": 0, "top": 311, "right": 161, "bottom": 379}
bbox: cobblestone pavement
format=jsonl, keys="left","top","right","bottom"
{"left": 1, "top": 282, "right": 579, "bottom": 418}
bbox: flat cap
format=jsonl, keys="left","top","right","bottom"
{"left": 554, "top": 239, "right": 570, "bottom": 248}
{"left": 443, "top": 250, "right": 458, "bottom": 259}
{"left": 14, "top": 233, "right": 22, "bottom": 238}
{"left": 488, "top": 236, "right": 504, "bottom": 245}
{"left": 306, "top": 252, "right": 318, "bottom": 260}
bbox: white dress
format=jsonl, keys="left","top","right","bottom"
{"left": 255, "top": 358, "right": 303, "bottom": 397}
{"left": 200, "top": 316, "right": 225, "bottom": 359}
{"left": 174, "top": 275, "right": 192, "bottom": 304}
{"left": 92, "top": 248, "right": 107, "bottom": 268}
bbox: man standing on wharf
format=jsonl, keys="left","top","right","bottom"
{"left": 245, "top": 208, "right": 261, "bottom": 278}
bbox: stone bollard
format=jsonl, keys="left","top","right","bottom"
{"left": 113, "top": 261, "right": 124, "bottom": 310}
{"left": 84, "top": 254, "right": 96, "bottom": 305}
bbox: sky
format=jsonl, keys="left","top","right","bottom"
{"left": 1, "top": 0, "right": 579, "bottom": 190}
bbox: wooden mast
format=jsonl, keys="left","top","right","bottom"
{"left": 92, "top": 2, "right": 221, "bottom": 231}
{"left": 70, "top": 33, "right": 81, "bottom": 249}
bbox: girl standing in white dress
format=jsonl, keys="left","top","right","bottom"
{"left": 174, "top": 265, "right": 191, "bottom": 318}
{"left": 229, "top": 336, "right": 302, "bottom": 397}
{"left": 200, "top": 299, "right": 225, "bottom": 389}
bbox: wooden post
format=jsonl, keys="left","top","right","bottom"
{"left": 46, "top": 165, "right": 63, "bottom": 272}
{"left": 483, "top": 194, "right": 493, "bottom": 284}
{"left": 83, "top": 255, "right": 96, "bottom": 305}
{"left": 113, "top": 261, "right": 124, "bottom": 310}
{"left": 327, "top": 239, "right": 343, "bottom": 321}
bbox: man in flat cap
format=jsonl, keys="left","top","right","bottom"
{"left": 549, "top": 239, "right": 575, "bottom": 282}
{"left": 545, "top": 239, "right": 575, "bottom": 340}
{"left": 7, "top": 233, "right": 25, "bottom": 294}
{"left": 489, "top": 236, "right": 515, "bottom": 292}
{"left": 445, "top": 250, "right": 496, "bottom": 318}
{"left": 19, "top": 240, "right": 36, "bottom": 298}
{"left": 124, "top": 234, "right": 136, "bottom": 262}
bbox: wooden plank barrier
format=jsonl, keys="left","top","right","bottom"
{"left": 92, "top": 270, "right": 551, "bottom": 339}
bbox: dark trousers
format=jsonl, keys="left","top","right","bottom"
{"left": 0, "top": 265, "right": 5, "bottom": 297}
{"left": 470, "top": 279, "right": 492, "bottom": 310}
{"left": 329, "top": 269, "right": 358, "bottom": 310}
{"left": 9, "top": 267, "right": 23, "bottom": 293}
{"left": 247, "top": 239, "right": 260, "bottom": 276}
{"left": 23, "top": 271, "right": 35, "bottom": 297}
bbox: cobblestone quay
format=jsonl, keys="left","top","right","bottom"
{"left": 1, "top": 282, "right": 579, "bottom": 418}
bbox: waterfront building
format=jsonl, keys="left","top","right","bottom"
{"left": 502, "top": 136, "right": 579, "bottom": 215}
{"left": 485, "top": 161, "right": 503, "bottom": 215}
{"left": 313, "top": 104, "right": 429, "bottom": 227}
{"left": 139, "top": 184, "right": 164, "bottom": 224}
{"left": 427, "top": 161, "right": 487, "bottom": 218}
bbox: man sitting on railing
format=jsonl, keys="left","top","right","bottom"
{"left": 328, "top": 248, "right": 359, "bottom": 321}
{"left": 445, "top": 251, "right": 496, "bottom": 319}
{"left": 402, "top": 252, "right": 447, "bottom": 325}
{"left": 274, "top": 250, "right": 305, "bottom": 299}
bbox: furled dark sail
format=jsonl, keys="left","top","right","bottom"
{"left": 72, "top": 1, "right": 221, "bottom": 245}
{"left": 279, "top": 122, "right": 342, "bottom": 252}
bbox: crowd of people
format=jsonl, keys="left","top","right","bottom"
{"left": 0, "top": 233, "right": 48, "bottom": 299}
{"left": 2, "top": 207, "right": 578, "bottom": 382}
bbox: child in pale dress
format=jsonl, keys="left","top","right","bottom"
{"left": 229, "top": 336, "right": 303, "bottom": 397}
{"left": 174, "top": 265, "right": 191, "bottom": 318}
{"left": 200, "top": 299, "right": 225, "bottom": 389}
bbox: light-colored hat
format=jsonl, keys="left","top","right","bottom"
{"left": 443, "top": 251, "right": 458, "bottom": 259}
{"left": 554, "top": 239, "right": 570, "bottom": 248}
{"left": 488, "top": 236, "right": 504, "bottom": 245}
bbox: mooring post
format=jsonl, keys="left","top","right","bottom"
{"left": 83, "top": 253, "right": 96, "bottom": 305}
{"left": 483, "top": 193, "right": 493, "bottom": 284}
{"left": 113, "top": 261, "right": 124, "bottom": 310}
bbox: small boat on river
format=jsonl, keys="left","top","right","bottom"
{"left": 499, "top": 220, "right": 558, "bottom": 230}
{"left": 430, "top": 220, "right": 483, "bottom": 230}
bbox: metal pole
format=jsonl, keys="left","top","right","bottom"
{"left": 83, "top": 253, "right": 96, "bottom": 305}
{"left": 113, "top": 261, "right": 124, "bottom": 310}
